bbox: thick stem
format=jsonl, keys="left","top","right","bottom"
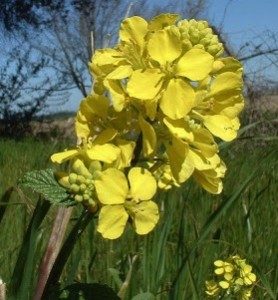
{"left": 42, "top": 210, "right": 93, "bottom": 298}
{"left": 33, "top": 207, "right": 73, "bottom": 300}
{"left": 0, "top": 280, "right": 6, "bottom": 300}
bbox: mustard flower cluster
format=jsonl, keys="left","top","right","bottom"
{"left": 51, "top": 14, "right": 244, "bottom": 239}
{"left": 205, "top": 255, "right": 257, "bottom": 299}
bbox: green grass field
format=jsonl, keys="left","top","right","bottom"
{"left": 0, "top": 137, "right": 277, "bottom": 299}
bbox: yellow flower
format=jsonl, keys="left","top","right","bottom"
{"left": 193, "top": 70, "right": 244, "bottom": 141}
{"left": 206, "top": 255, "right": 256, "bottom": 299}
{"left": 51, "top": 127, "right": 135, "bottom": 170}
{"left": 75, "top": 93, "right": 110, "bottom": 140}
{"left": 127, "top": 42, "right": 212, "bottom": 120}
{"left": 91, "top": 15, "right": 216, "bottom": 119}
{"left": 193, "top": 157, "right": 226, "bottom": 194}
{"left": 95, "top": 167, "right": 159, "bottom": 239}
{"left": 205, "top": 280, "right": 220, "bottom": 297}
{"left": 51, "top": 139, "right": 120, "bottom": 165}
{"left": 233, "top": 256, "right": 257, "bottom": 286}
{"left": 154, "top": 163, "right": 180, "bottom": 190}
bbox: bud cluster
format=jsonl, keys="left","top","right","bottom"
{"left": 178, "top": 19, "right": 224, "bottom": 56}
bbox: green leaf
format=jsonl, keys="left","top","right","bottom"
{"left": 19, "top": 169, "right": 75, "bottom": 206}
{"left": 132, "top": 292, "right": 156, "bottom": 300}
{"left": 108, "top": 268, "right": 123, "bottom": 290}
{"left": 9, "top": 198, "right": 51, "bottom": 300}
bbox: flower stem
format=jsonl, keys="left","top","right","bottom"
{"left": 33, "top": 207, "right": 73, "bottom": 300}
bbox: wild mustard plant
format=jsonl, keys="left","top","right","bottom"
{"left": 205, "top": 255, "right": 257, "bottom": 299}
{"left": 51, "top": 14, "right": 244, "bottom": 239}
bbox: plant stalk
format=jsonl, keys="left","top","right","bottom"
{"left": 33, "top": 206, "right": 73, "bottom": 300}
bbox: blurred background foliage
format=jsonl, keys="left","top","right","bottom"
{"left": 0, "top": 0, "right": 277, "bottom": 299}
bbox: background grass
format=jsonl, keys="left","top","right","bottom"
{"left": 0, "top": 137, "right": 277, "bottom": 299}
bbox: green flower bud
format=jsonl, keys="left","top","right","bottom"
{"left": 68, "top": 173, "right": 78, "bottom": 184}
{"left": 76, "top": 175, "right": 86, "bottom": 184}
{"left": 56, "top": 172, "right": 71, "bottom": 189}
{"left": 83, "top": 193, "right": 90, "bottom": 201}
{"left": 71, "top": 184, "right": 80, "bottom": 193}
{"left": 74, "top": 194, "right": 83, "bottom": 202}
{"left": 88, "top": 160, "right": 102, "bottom": 173}
{"left": 85, "top": 178, "right": 92, "bottom": 185}
{"left": 92, "top": 170, "right": 102, "bottom": 179}
{"left": 72, "top": 159, "right": 92, "bottom": 178}
{"left": 79, "top": 183, "right": 87, "bottom": 192}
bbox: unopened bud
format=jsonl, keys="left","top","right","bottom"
{"left": 74, "top": 194, "right": 83, "bottom": 202}
{"left": 71, "top": 184, "right": 80, "bottom": 193}
{"left": 69, "top": 173, "right": 78, "bottom": 184}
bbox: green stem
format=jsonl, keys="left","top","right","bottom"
{"left": 42, "top": 210, "right": 93, "bottom": 298}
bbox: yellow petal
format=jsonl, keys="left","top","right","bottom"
{"left": 144, "top": 99, "right": 158, "bottom": 120}
{"left": 163, "top": 117, "right": 194, "bottom": 141}
{"left": 93, "top": 128, "right": 118, "bottom": 145}
{"left": 214, "top": 260, "right": 224, "bottom": 267}
{"left": 192, "top": 128, "right": 218, "bottom": 157}
{"left": 219, "top": 281, "right": 229, "bottom": 289}
{"left": 147, "top": 27, "right": 182, "bottom": 65}
{"left": 193, "top": 169, "right": 223, "bottom": 194}
{"left": 176, "top": 48, "right": 214, "bottom": 81}
{"left": 212, "top": 95, "right": 244, "bottom": 118}
{"left": 210, "top": 72, "right": 242, "bottom": 96}
{"left": 120, "top": 16, "right": 148, "bottom": 52}
{"left": 114, "top": 139, "right": 135, "bottom": 169}
{"left": 130, "top": 201, "right": 159, "bottom": 235}
{"left": 127, "top": 69, "right": 164, "bottom": 100}
{"left": 75, "top": 112, "right": 90, "bottom": 139}
{"left": 104, "top": 79, "right": 126, "bottom": 111}
{"left": 218, "top": 57, "right": 243, "bottom": 74}
{"left": 160, "top": 78, "right": 195, "bottom": 119}
{"left": 106, "top": 65, "right": 133, "bottom": 80}
{"left": 95, "top": 168, "right": 128, "bottom": 204}
{"left": 93, "top": 48, "right": 125, "bottom": 66}
{"left": 203, "top": 115, "right": 237, "bottom": 141}
{"left": 51, "top": 149, "right": 78, "bottom": 164}
{"left": 148, "top": 13, "right": 179, "bottom": 31}
{"left": 128, "top": 167, "right": 157, "bottom": 201}
{"left": 188, "top": 149, "right": 211, "bottom": 171}
{"left": 86, "top": 144, "right": 120, "bottom": 163}
{"left": 97, "top": 205, "right": 128, "bottom": 239}
{"left": 79, "top": 94, "right": 109, "bottom": 119}
{"left": 139, "top": 115, "right": 157, "bottom": 156}
{"left": 166, "top": 137, "right": 194, "bottom": 183}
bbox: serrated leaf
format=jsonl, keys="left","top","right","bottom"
{"left": 132, "top": 292, "right": 156, "bottom": 300}
{"left": 19, "top": 169, "right": 75, "bottom": 206}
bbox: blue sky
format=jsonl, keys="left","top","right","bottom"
{"left": 208, "top": 0, "right": 278, "bottom": 47}
{"left": 209, "top": 0, "right": 277, "bottom": 30}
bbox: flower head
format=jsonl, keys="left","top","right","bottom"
{"left": 51, "top": 13, "right": 245, "bottom": 239}
{"left": 205, "top": 255, "right": 257, "bottom": 299}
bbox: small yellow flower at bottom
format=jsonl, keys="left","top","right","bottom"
{"left": 205, "top": 255, "right": 257, "bottom": 299}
